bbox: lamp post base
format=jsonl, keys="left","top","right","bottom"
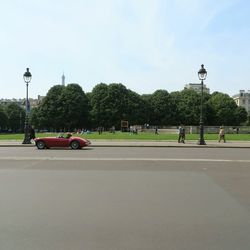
{"left": 22, "top": 138, "right": 31, "bottom": 144}
{"left": 197, "top": 122, "right": 206, "bottom": 145}
{"left": 197, "top": 138, "right": 206, "bottom": 145}
{"left": 22, "top": 116, "right": 31, "bottom": 144}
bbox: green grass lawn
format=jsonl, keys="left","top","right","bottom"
{"left": 1, "top": 131, "right": 250, "bottom": 141}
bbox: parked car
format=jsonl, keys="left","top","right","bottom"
{"left": 34, "top": 133, "right": 91, "bottom": 149}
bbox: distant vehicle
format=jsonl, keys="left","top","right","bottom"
{"left": 34, "top": 134, "right": 91, "bottom": 149}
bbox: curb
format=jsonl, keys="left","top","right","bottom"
{"left": 90, "top": 145, "right": 250, "bottom": 149}
{"left": 0, "top": 143, "right": 250, "bottom": 148}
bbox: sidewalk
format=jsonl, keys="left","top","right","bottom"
{"left": 1, "top": 140, "right": 250, "bottom": 148}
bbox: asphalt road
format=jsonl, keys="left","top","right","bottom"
{"left": 0, "top": 146, "right": 250, "bottom": 250}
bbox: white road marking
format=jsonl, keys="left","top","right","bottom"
{"left": 0, "top": 156, "right": 250, "bottom": 163}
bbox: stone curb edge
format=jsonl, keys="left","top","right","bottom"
{"left": 0, "top": 144, "right": 250, "bottom": 149}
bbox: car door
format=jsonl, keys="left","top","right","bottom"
{"left": 55, "top": 138, "right": 70, "bottom": 147}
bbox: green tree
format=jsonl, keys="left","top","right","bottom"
{"left": 148, "top": 90, "right": 174, "bottom": 126}
{"left": 106, "top": 83, "right": 129, "bottom": 128}
{"left": 126, "top": 90, "right": 148, "bottom": 125}
{"left": 89, "top": 83, "right": 110, "bottom": 128}
{"left": 234, "top": 106, "right": 248, "bottom": 125}
{"left": 208, "top": 92, "right": 240, "bottom": 125}
{"left": 89, "top": 83, "right": 148, "bottom": 129}
{"left": 60, "top": 83, "right": 89, "bottom": 130}
{"left": 140, "top": 94, "right": 153, "bottom": 125}
{"left": 36, "top": 85, "right": 65, "bottom": 130}
{"left": 170, "top": 89, "right": 201, "bottom": 125}
{"left": 29, "top": 107, "right": 40, "bottom": 129}
{"left": 106, "top": 83, "right": 148, "bottom": 127}
{"left": 33, "top": 84, "right": 89, "bottom": 131}
{"left": 5, "top": 103, "right": 25, "bottom": 132}
{"left": 0, "top": 105, "right": 8, "bottom": 131}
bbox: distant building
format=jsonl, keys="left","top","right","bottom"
{"left": 185, "top": 83, "right": 210, "bottom": 94}
{"left": 0, "top": 95, "right": 45, "bottom": 109}
{"left": 232, "top": 90, "right": 250, "bottom": 114}
{"left": 37, "top": 95, "right": 45, "bottom": 104}
{"left": 0, "top": 98, "right": 23, "bottom": 106}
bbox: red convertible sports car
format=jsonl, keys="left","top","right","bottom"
{"left": 34, "top": 134, "right": 91, "bottom": 149}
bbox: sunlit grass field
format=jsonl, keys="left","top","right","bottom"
{"left": 0, "top": 131, "right": 250, "bottom": 141}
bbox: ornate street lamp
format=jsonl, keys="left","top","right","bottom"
{"left": 22, "top": 68, "right": 32, "bottom": 144}
{"left": 197, "top": 64, "right": 207, "bottom": 145}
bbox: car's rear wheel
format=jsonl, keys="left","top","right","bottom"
{"left": 36, "top": 140, "right": 46, "bottom": 149}
{"left": 70, "top": 140, "right": 80, "bottom": 149}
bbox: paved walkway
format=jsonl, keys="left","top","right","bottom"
{"left": 1, "top": 140, "right": 250, "bottom": 148}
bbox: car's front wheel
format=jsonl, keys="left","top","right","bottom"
{"left": 36, "top": 140, "right": 46, "bottom": 149}
{"left": 70, "top": 140, "right": 80, "bottom": 149}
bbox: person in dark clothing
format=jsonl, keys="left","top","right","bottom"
{"left": 29, "top": 126, "right": 36, "bottom": 140}
{"left": 155, "top": 126, "right": 159, "bottom": 135}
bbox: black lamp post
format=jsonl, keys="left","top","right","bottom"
{"left": 197, "top": 64, "right": 207, "bottom": 145}
{"left": 22, "top": 68, "right": 32, "bottom": 144}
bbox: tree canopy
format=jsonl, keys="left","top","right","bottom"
{"left": 89, "top": 83, "right": 148, "bottom": 129}
{"left": 31, "top": 84, "right": 89, "bottom": 131}
{"left": 27, "top": 83, "right": 248, "bottom": 131}
{"left": 207, "top": 92, "right": 245, "bottom": 125}
{"left": 5, "top": 103, "right": 25, "bottom": 132}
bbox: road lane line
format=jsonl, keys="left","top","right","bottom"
{"left": 1, "top": 156, "right": 250, "bottom": 163}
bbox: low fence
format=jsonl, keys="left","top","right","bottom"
{"left": 141, "top": 126, "right": 250, "bottom": 134}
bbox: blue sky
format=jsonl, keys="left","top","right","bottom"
{"left": 1, "top": 0, "right": 250, "bottom": 98}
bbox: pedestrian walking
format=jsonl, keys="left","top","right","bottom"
{"left": 97, "top": 126, "right": 102, "bottom": 135}
{"left": 218, "top": 126, "right": 226, "bottom": 143}
{"left": 29, "top": 126, "right": 36, "bottom": 141}
{"left": 178, "top": 125, "right": 185, "bottom": 143}
{"left": 155, "top": 126, "right": 159, "bottom": 135}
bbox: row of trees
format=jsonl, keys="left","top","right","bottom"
{"left": 0, "top": 103, "right": 25, "bottom": 132}
{"left": 0, "top": 82, "right": 248, "bottom": 132}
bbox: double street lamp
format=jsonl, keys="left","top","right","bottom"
{"left": 197, "top": 64, "right": 207, "bottom": 145}
{"left": 22, "top": 68, "right": 32, "bottom": 144}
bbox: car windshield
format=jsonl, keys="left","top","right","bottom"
{"left": 57, "top": 133, "right": 72, "bottom": 138}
